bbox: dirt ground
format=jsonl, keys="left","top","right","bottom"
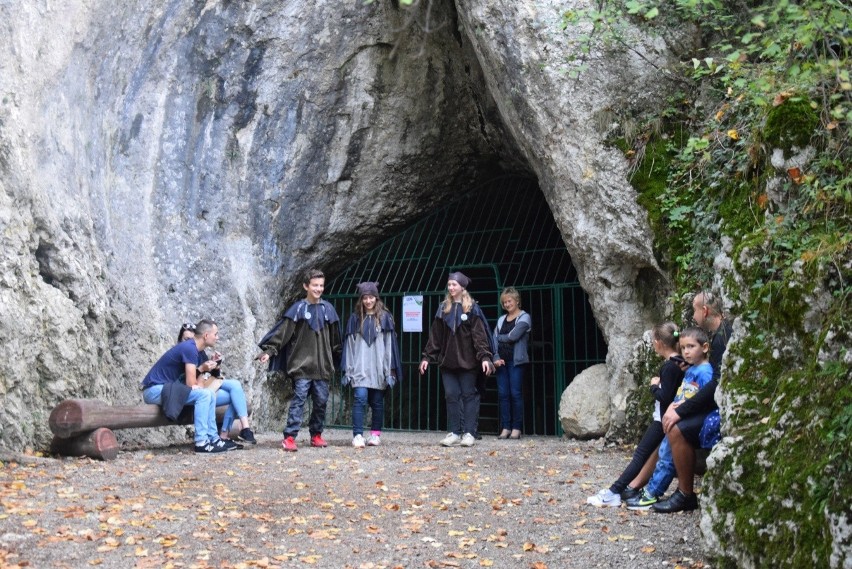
{"left": 0, "top": 430, "right": 710, "bottom": 568}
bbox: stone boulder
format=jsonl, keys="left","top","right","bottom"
{"left": 559, "top": 364, "right": 611, "bottom": 439}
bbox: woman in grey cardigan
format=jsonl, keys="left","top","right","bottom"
{"left": 492, "top": 287, "right": 531, "bottom": 439}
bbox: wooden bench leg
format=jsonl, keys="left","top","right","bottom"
{"left": 50, "top": 428, "right": 119, "bottom": 461}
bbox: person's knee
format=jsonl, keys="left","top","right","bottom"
{"left": 353, "top": 389, "right": 367, "bottom": 405}
{"left": 196, "top": 389, "right": 213, "bottom": 403}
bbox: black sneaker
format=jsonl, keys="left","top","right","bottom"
{"left": 219, "top": 439, "right": 244, "bottom": 451}
{"left": 473, "top": 432, "right": 483, "bottom": 440}
{"left": 195, "top": 441, "right": 229, "bottom": 454}
{"left": 652, "top": 489, "right": 698, "bottom": 513}
{"left": 626, "top": 488, "right": 658, "bottom": 510}
{"left": 620, "top": 486, "right": 641, "bottom": 501}
{"left": 238, "top": 428, "right": 257, "bottom": 445}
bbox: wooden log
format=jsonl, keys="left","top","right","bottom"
{"left": 49, "top": 398, "right": 244, "bottom": 439}
{"left": 50, "top": 428, "right": 119, "bottom": 461}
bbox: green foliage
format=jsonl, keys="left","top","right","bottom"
{"left": 561, "top": 0, "right": 851, "bottom": 565}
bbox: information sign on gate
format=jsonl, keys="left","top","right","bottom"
{"left": 402, "top": 295, "right": 423, "bottom": 332}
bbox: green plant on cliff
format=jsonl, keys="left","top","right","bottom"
{"left": 564, "top": 0, "right": 851, "bottom": 566}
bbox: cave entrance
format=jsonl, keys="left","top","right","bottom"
{"left": 325, "top": 177, "right": 607, "bottom": 436}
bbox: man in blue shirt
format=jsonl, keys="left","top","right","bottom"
{"left": 141, "top": 319, "right": 238, "bottom": 453}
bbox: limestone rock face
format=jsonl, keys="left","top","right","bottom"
{"left": 559, "top": 364, "right": 611, "bottom": 439}
{"left": 0, "top": 0, "right": 671, "bottom": 449}
{"left": 455, "top": 1, "right": 672, "bottom": 430}
{"left": 0, "top": 0, "right": 512, "bottom": 446}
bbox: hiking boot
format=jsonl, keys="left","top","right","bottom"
{"left": 440, "top": 433, "right": 461, "bottom": 447}
{"left": 620, "top": 486, "right": 641, "bottom": 501}
{"left": 310, "top": 434, "right": 328, "bottom": 448}
{"left": 652, "top": 489, "right": 698, "bottom": 513}
{"left": 461, "top": 433, "right": 476, "bottom": 447}
{"left": 238, "top": 428, "right": 257, "bottom": 445}
{"left": 587, "top": 488, "right": 622, "bottom": 508}
{"left": 626, "top": 488, "right": 658, "bottom": 510}
{"left": 352, "top": 434, "right": 366, "bottom": 449}
{"left": 195, "top": 441, "right": 228, "bottom": 454}
{"left": 282, "top": 436, "right": 298, "bottom": 452}
{"left": 220, "top": 439, "right": 243, "bottom": 451}
{"left": 367, "top": 434, "right": 381, "bottom": 447}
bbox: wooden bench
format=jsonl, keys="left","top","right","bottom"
{"left": 49, "top": 398, "right": 240, "bottom": 461}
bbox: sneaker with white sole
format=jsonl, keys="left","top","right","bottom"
{"left": 352, "top": 434, "right": 366, "bottom": 448}
{"left": 440, "top": 433, "right": 461, "bottom": 447}
{"left": 367, "top": 434, "right": 381, "bottom": 446}
{"left": 195, "top": 441, "right": 229, "bottom": 454}
{"left": 587, "top": 488, "right": 622, "bottom": 507}
{"left": 461, "top": 433, "right": 476, "bottom": 447}
{"left": 626, "top": 488, "right": 659, "bottom": 510}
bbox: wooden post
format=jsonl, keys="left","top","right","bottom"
{"left": 50, "top": 428, "right": 119, "bottom": 461}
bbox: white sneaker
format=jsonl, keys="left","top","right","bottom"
{"left": 461, "top": 433, "right": 476, "bottom": 447}
{"left": 367, "top": 434, "right": 381, "bottom": 446}
{"left": 440, "top": 433, "right": 461, "bottom": 447}
{"left": 587, "top": 488, "right": 622, "bottom": 507}
{"left": 352, "top": 434, "right": 366, "bottom": 448}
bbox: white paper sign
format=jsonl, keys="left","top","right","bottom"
{"left": 402, "top": 295, "right": 423, "bottom": 333}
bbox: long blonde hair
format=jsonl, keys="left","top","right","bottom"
{"left": 442, "top": 289, "right": 474, "bottom": 313}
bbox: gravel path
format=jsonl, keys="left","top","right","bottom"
{"left": 0, "top": 430, "right": 709, "bottom": 568}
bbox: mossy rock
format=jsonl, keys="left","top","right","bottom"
{"left": 763, "top": 98, "right": 819, "bottom": 156}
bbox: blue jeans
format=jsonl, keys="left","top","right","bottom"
{"left": 285, "top": 378, "right": 329, "bottom": 437}
{"left": 441, "top": 369, "right": 479, "bottom": 435}
{"left": 352, "top": 387, "right": 385, "bottom": 435}
{"left": 215, "top": 379, "right": 248, "bottom": 433}
{"left": 143, "top": 384, "right": 218, "bottom": 445}
{"left": 646, "top": 436, "right": 676, "bottom": 497}
{"left": 496, "top": 360, "right": 525, "bottom": 430}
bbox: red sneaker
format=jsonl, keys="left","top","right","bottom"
{"left": 282, "top": 436, "right": 298, "bottom": 452}
{"left": 310, "top": 434, "right": 328, "bottom": 448}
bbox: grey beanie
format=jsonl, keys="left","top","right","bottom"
{"left": 356, "top": 281, "right": 380, "bottom": 298}
{"left": 448, "top": 271, "right": 470, "bottom": 289}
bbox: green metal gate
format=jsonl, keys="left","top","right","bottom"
{"left": 324, "top": 178, "right": 607, "bottom": 436}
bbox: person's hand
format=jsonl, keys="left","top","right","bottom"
{"left": 257, "top": 353, "right": 270, "bottom": 364}
{"left": 494, "top": 359, "right": 505, "bottom": 368}
{"left": 482, "top": 360, "right": 494, "bottom": 376}
{"left": 191, "top": 384, "right": 200, "bottom": 390}
{"left": 419, "top": 360, "right": 429, "bottom": 375}
{"left": 211, "top": 351, "right": 223, "bottom": 362}
{"left": 650, "top": 376, "right": 660, "bottom": 387}
{"left": 662, "top": 403, "right": 682, "bottom": 433}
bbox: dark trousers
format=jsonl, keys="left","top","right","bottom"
{"left": 610, "top": 419, "right": 665, "bottom": 494}
{"left": 284, "top": 378, "right": 329, "bottom": 437}
{"left": 441, "top": 369, "right": 479, "bottom": 435}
